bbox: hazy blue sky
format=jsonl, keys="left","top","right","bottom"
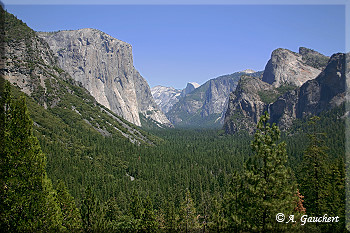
{"left": 4, "top": 3, "right": 346, "bottom": 89}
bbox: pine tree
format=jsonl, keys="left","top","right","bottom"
{"left": 299, "top": 116, "right": 329, "bottom": 217}
{"left": 0, "top": 82, "right": 64, "bottom": 231}
{"left": 81, "top": 186, "right": 100, "bottom": 232}
{"left": 325, "top": 158, "right": 345, "bottom": 232}
{"left": 237, "top": 112, "right": 300, "bottom": 232}
{"left": 129, "top": 189, "right": 144, "bottom": 228}
{"left": 179, "top": 189, "right": 200, "bottom": 232}
{"left": 223, "top": 172, "right": 244, "bottom": 232}
{"left": 141, "top": 195, "right": 158, "bottom": 232}
{"left": 55, "top": 179, "right": 83, "bottom": 230}
{"left": 164, "top": 198, "right": 179, "bottom": 231}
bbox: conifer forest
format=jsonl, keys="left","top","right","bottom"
{"left": 0, "top": 5, "right": 348, "bottom": 232}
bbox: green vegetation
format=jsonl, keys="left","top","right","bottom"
{"left": 4, "top": 10, "right": 35, "bottom": 42}
{"left": 1, "top": 80, "right": 345, "bottom": 231}
{"left": 224, "top": 112, "right": 303, "bottom": 232}
{"left": 0, "top": 83, "right": 66, "bottom": 231}
{"left": 259, "top": 84, "right": 297, "bottom": 104}
{"left": 1, "top": 7, "right": 345, "bottom": 232}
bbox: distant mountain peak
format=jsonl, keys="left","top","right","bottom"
{"left": 242, "top": 69, "right": 256, "bottom": 74}
{"left": 181, "top": 82, "right": 200, "bottom": 97}
{"left": 188, "top": 82, "right": 200, "bottom": 88}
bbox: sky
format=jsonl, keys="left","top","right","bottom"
{"left": 3, "top": 2, "right": 347, "bottom": 89}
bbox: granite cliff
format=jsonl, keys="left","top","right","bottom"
{"left": 151, "top": 85, "right": 182, "bottom": 113}
{"left": 2, "top": 11, "right": 158, "bottom": 144}
{"left": 166, "top": 70, "right": 262, "bottom": 128}
{"left": 181, "top": 82, "right": 200, "bottom": 97}
{"left": 223, "top": 48, "right": 345, "bottom": 134}
{"left": 268, "top": 52, "right": 346, "bottom": 129}
{"left": 223, "top": 75, "right": 275, "bottom": 134}
{"left": 262, "top": 48, "right": 324, "bottom": 87}
{"left": 150, "top": 82, "right": 200, "bottom": 114}
{"left": 38, "top": 29, "right": 171, "bottom": 127}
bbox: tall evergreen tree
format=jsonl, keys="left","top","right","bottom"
{"left": 234, "top": 112, "right": 300, "bottom": 232}
{"left": 140, "top": 195, "right": 158, "bottom": 232}
{"left": 0, "top": 82, "right": 64, "bottom": 231}
{"left": 179, "top": 189, "right": 200, "bottom": 232}
{"left": 223, "top": 172, "right": 244, "bottom": 232}
{"left": 164, "top": 198, "right": 179, "bottom": 231}
{"left": 299, "top": 116, "right": 329, "bottom": 217}
{"left": 55, "top": 179, "right": 83, "bottom": 230}
{"left": 81, "top": 186, "right": 101, "bottom": 232}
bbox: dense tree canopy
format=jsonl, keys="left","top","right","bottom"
{"left": 0, "top": 81, "right": 346, "bottom": 232}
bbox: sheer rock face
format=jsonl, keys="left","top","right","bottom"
{"left": 151, "top": 86, "right": 182, "bottom": 113}
{"left": 166, "top": 73, "right": 245, "bottom": 127}
{"left": 223, "top": 75, "right": 274, "bottom": 134}
{"left": 269, "top": 53, "right": 346, "bottom": 129}
{"left": 262, "top": 48, "right": 322, "bottom": 88}
{"left": 38, "top": 29, "right": 171, "bottom": 127}
{"left": 223, "top": 51, "right": 346, "bottom": 134}
{"left": 180, "top": 82, "right": 200, "bottom": 97}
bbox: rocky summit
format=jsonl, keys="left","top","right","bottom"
{"left": 180, "top": 82, "right": 200, "bottom": 97}
{"left": 223, "top": 48, "right": 345, "bottom": 134}
{"left": 38, "top": 29, "right": 171, "bottom": 127}
{"left": 268, "top": 52, "right": 346, "bottom": 129}
{"left": 223, "top": 75, "right": 275, "bottom": 134}
{"left": 262, "top": 48, "right": 323, "bottom": 88}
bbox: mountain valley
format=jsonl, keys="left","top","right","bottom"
{"left": 0, "top": 7, "right": 347, "bottom": 232}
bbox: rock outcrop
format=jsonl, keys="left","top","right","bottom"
{"left": 167, "top": 71, "right": 262, "bottom": 127}
{"left": 268, "top": 53, "right": 346, "bottom": 129}
{"left": 262, "top": 48, "right": 323, "bottom": 87}
{"left": 151, "top": 85, "right": 182, "bottom": 113}
{"left": 223, "top": 49, "right": 345, "bottom": 134}
{"left": 150, "top": 82, "right": 200, "bottom": 114}
{"left": 299, "top": 47, "right": 330, "bottom": 70}
{"left": 180, "top": 82, "right": 200, "bottom": 97}
{"left": 38, "top": 29, "right": 171, "bottom": 127}
{"left": 223, "top": 75, "right": 276, "bottom": 134}
{"left": 1, "top": 10, "right": 156, "bottom": 144}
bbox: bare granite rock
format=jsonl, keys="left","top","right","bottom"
{"left": 223, "top": 51, "right": 345, "bottom": 134}
{"left": 223, "top": 75, "right": 275, "bottom": 134}
{"left": 38, "top": 29, "right": 172, "bottom": 127}
{"left": 262, "top": 48, "right": 322, "bottom": 88}
{"left": 151, "top": 85, "right": 182, "bottom": 113}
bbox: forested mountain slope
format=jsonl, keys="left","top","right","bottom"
{"left": 1, "top": 9, "right": 161, "bottom": 201}
{"left": 0, "top": 7, "right": 346, "bottom": 232}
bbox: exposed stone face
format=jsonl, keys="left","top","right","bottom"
{"left": 262, "top": 48, "right": 322, "bottom": 87}
{"left": 150, "top": 82, "right": 200, "bottom": 114}
{"left": 181, "top": 82, "right": 200, "bottom": 97}
{"left": 2, "top": 11, "right": 157, "bottom": 144}
{"left": 38, "top": 29, "right": 172, "bottom": 127}
{"left": 299, "top": 47, "right": 330, "bottom": 70}
{"left": 166, "top": 72, "right": 249, "bottom": 127}
{"left": 201, "top": 78, "right": 237, "bottom": 118}
{"left": 151, "top": 85, "right": 182, "bottom": 113}
{"left": 223, "top": 52, "right": 346, "bottom": 134}
{"left": 223, "top": 75, "right": 274, "bottom": 134}
{"left": 268, "top": 53, "right": 345, "bottom": 129}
